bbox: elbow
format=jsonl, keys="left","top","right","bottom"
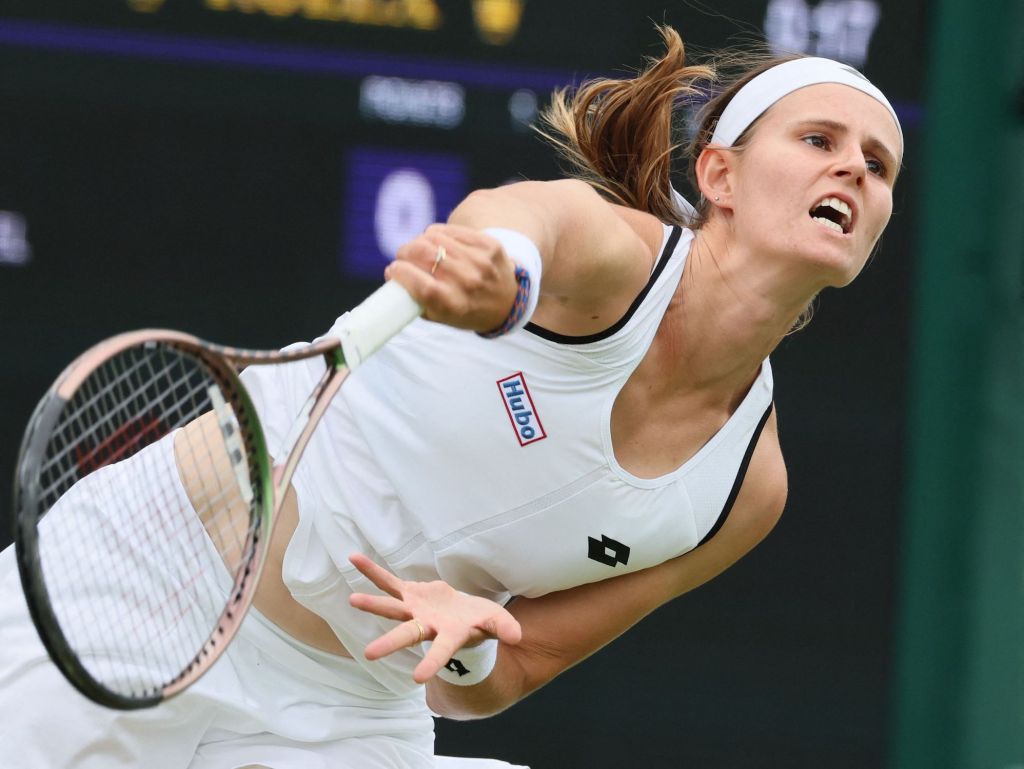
{"left": 425, "top": 681, "right": 517, "bottom": 721}
{"left": 424, "top": 650, "right": 535, "bottom": 721}
{"left": 448, "top": 188, "right": 505, "bottom": 227}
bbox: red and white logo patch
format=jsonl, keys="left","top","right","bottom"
{"left": 496, "top": 372, "right": 547, "bottom": 446}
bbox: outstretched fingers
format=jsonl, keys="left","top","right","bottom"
{"left": 413, "top": 610, "right": 523, "bottom": 684}
{"left": 413, "top": 627, "right": 467, "bottom": 683}
{"left": 347, "top": 553, "right": 524, "bottom": 682}
{"left": 348, "top": 552, "right": 405, "bottom": 599}
{"left": 363, "top": 618, "right": 433, "bottom": 661}
{"left": 485, "top": 610, "right": 523, "bottom": 646}
{"left": 348, "top": 591, "right": 410, "bottom": 621}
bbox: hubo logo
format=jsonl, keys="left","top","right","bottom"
{"left": 497, "top": 372, "right": 546, "bottom": 446}
{"left": 764, "top": 0, "right": 880, "bottom": 68}
{"left": 472, "top": 0, "right": 526, "bottom": 45}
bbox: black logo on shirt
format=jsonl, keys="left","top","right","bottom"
{"left": 445, "top": 658, "right": 470, "bottom": 677}
{"left": 588, "top": 535, "right": 630, "bottom": 567}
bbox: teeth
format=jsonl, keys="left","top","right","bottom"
{"left": 812, "top": 216, "right": 844, "bottom": 234}
{"left": 816, "top": 196, "right": 852, "bottom": 218}
{"left": 810, "top": 196, "right": 853, "bottom": 233}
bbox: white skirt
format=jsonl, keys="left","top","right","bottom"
{"left": 0, "top": 434, "right": 527, "bottom": 768}
{"left": 0, "top": 535, "right": 440, "bottom": 769}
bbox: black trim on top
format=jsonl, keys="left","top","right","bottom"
{"left": 696, "top": 402, "right": 775, "bottom": 547}
{"left": 525, "top": 225, "right": 683, "bottom": 345}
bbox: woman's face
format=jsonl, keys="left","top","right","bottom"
{"left": 725, "top": 83, "right": 903, "bottom": 289}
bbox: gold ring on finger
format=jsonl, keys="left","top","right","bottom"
{"left": 430, "top": 245, "right": 446, "bottom": 276}
{"left": 412, "top": 618, "right": 426, "bottom": 644}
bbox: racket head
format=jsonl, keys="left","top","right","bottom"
{"left": 13, "top": 330, "right": 273, "bottom": 710}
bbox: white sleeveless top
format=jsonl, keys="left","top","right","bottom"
{"left": 240, "top": 224, "right": 774, "bottom": 694}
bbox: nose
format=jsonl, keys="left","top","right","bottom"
{"left": 832, "top": 145, "right": 866, "bottom": 187}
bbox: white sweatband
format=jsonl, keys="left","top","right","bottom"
{"left": 711, "top": 57, "right": 902, "bottom": 148}
{"left": 482, "top": 227, "right": 543, "bottom": 333}
{"left": 434, "top": 637, "right": 499, "bottom": 686}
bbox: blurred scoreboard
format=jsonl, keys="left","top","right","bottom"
{"left": 0, "top": 0, "right": 925, "bottom": 293}
{"left": 0, "top": 3, "right": 590, "bottom": 302}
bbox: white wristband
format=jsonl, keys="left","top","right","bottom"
{"left": 482, "top": 227, "right": 543, "bottom": 333}
{"left": 434, "top": 637, "right": 499, "bottom": 686}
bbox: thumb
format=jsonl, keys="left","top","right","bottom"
{"left": 483, "top": 612, "right": 522, "bottom": 646}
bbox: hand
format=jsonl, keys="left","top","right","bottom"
{"left": 348, "top": 553, "right": 522, "bottom": 684}
{"left": 384, "top": 223, "right": 518, "bottom": 333}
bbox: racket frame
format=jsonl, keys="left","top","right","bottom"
{"left": 12, "top": 330, "right": 348, "bottom": 709}
{"left": 13, "top": 279, "right": 420, "bottom": 709}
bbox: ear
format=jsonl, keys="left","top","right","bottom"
{"left": 695, "top": 146, "right": 735, "bottom": 209}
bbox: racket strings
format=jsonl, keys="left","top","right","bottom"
{"left": 39, "top": 346, "right": 209, "bottom": 502}
{"left": 32, "top": 343, "right": 261, "bottom": 699}
{"left": 39, "top": 349, "right": 163, "bottom": 500}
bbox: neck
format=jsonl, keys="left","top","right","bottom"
{"left": 659, "top": 224, "right": 822, "bottom": 390}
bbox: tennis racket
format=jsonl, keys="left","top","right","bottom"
{"left": 13, "top": 280, "right": 420, "bottom": 710}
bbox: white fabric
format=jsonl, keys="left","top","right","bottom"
{"left": 264, "top": 223, "right": 773, "bottom": 695}
{"left": 710, "top": 56, "right": 903, "bottom": 147}
{"left": 671, "top": 185, "right": 699, "bottom": 224}
{"left": 0, "top": 438, "right": 439, "bottom": 769}
{"left": 433, "top": 638, "right": 498, "bottom": 686}
{"left": 0, "top": 551, "right": 439, "bottom": 769}
{"left": 482, "top": 227, "right": 543, "bottom": 332}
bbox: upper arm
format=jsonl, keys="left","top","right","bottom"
{"left": 496, "top": 410, "right": 787, "bottom": 700}
{"left": 448, "top": 180, "right": 660, "bottom": 335}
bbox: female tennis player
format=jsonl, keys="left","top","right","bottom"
{"left": 0, "top": 25, "right": 901, "bottom": 768}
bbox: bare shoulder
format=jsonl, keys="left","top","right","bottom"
{"left": 476, "top": 178, "right": 610, "bottom": 218}
{"left": 498, "top": 177, "right": 607, "bottom": 201}
{"left": 494, "top": 179, "right": 659, "bottom": 236}
{"left": 469, "top": 179, "right": 663, "bottom": 334}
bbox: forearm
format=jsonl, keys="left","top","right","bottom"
{"left": 425, "top": 569, "right": 678, "bottom": 720}
{"left": 447, "top": 186, "right": 559, "bottom": 262}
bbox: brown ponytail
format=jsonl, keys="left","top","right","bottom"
{"left": 537, "top": 26, "right": 713, "bottom": 227}
{"left": 539, "top": 26, "right": 801, "bottom": 230}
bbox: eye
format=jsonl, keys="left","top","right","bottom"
{"left": 802, "top": 134, "right": 831, "bottom": 150}
{"left": 866, "top": 157, "right": 888, "bottom": 178}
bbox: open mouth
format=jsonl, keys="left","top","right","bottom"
{"left": 809, "top": 196, "right": 852, "bottom": 235}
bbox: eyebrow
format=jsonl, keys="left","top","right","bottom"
{"left": 792, "top": 118, "right": 900, "bottom": 172}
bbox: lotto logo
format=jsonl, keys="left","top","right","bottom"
{"left": 497, "top": 372, "right": 547, "bottom": 446}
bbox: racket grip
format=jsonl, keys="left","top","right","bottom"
{"left": 327, "top": 281, "right": 423, "bottom": 369}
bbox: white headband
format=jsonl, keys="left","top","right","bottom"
{"left": 710, "top": 57, "right": 902, "bottom": 147}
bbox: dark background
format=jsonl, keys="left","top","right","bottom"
{"left": 0, "top": 2, "right": 927, "bottom": 766}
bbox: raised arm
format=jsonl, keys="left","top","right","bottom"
{"left": 383, "top": 179, "right": 661, "bottom": 338}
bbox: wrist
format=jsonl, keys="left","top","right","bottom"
{"left": 434, "top": 637, "right": 499, "bottom": 686}
{"left": 477, "top": 227, "right": 543, "bottom": 338}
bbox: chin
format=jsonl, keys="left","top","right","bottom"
{"left": 805, "top": 237, "right": 873, "bottom": 287}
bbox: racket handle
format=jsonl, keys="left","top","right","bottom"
{"left": 327, "top": 281, "right": 423, "bottom": 369}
